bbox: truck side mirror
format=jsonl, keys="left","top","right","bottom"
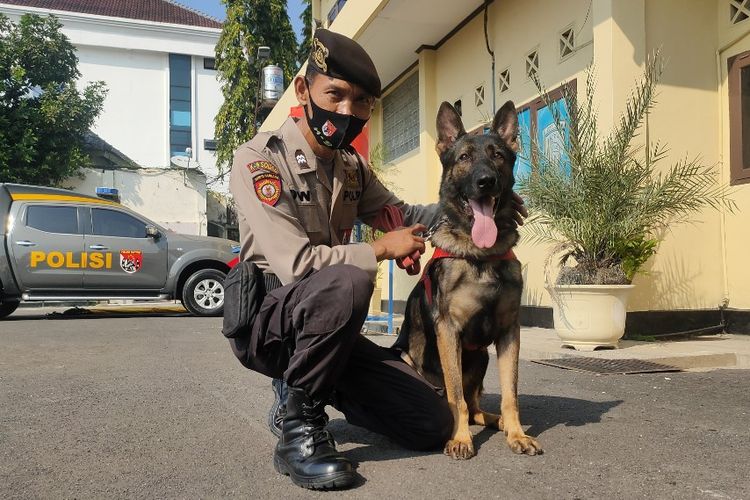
{"left": 146, "top": 225, "right": 160, "bottom": 238}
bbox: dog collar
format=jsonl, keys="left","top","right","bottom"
{"left": 420, "top": 246, "right": 517, "bottom": 308}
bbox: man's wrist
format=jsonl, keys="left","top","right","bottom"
{"left": 369, "top": 241, "right": 386, "bottom": 261}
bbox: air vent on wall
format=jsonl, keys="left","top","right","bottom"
{"left": 526, "top": 50, "right": 539, "bottom": 79}
{"left": 498, "top": 69, "right": 510, "bottom": 93}
{"left": 474, "top": 85, "right": 485, "bottom": 108}
{"left": 560, "top": 28, "right": 575, "bottom": 59}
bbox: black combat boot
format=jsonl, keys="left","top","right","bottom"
{"left": 273, "top": 386, "right": 356, "bottom": 490}
{"left": 268, "top": 378, "right": 287, "bottom": 438}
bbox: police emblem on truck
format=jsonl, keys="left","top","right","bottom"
{"left": 119, "top": 250, "right": 143, "bottom": 274}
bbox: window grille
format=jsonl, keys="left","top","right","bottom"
{"left": 382, "top": 72, "right": 419, "bottom": 162}
{"left": 526, "top": 50, "right": 539, "bottom": 79}
{"left": 474, "top": 84, "right": 485, "bottom": 108}
{"left": 498, "top": 69, "right": 510, "bottom": 93}
{"left": 730, "top": 0, "right": 750, "bottom": 23}
{"left": 560, "top": 28, "right": 575, "bottom": 59}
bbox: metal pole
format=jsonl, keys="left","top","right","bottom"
{"left": 388, "top": 259, "right": 394, "bottom": 335}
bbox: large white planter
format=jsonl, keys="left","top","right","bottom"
{"left": 548, "top": 284, "right": 635, "bottom": 351}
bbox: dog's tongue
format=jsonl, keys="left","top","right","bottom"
{"left": 469, "top": 198, "right": 498, "bottom": 249}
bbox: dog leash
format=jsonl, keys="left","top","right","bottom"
{"left": 372, "top": 205, "right": 422, "bottom": 275}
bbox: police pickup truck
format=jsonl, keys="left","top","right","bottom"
{"left": 0, "top": 183, "right": 238, "bottom": 319}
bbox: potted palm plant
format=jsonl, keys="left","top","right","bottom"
{"left": 519, "top": 53, "right": 734, "bottom": 351}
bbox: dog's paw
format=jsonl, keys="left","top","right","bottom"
{"left": 507, "top": 433, "right": 543, "bottom": 456}
{"left": 444, "top": 438, "right": 475, "bottom": 460}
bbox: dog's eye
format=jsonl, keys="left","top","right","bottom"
{"left": 493, "top": 150, "right": 503, "bottom": 159}
{"left": 458, "top": 153, "right": 470, "bottom": 162}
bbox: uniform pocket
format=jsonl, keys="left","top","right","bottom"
{"left": 297, "top": 204, "right": 322, "bottom": 234}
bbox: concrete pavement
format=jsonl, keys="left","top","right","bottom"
{"left": 2, "top": 308, "right": 749, "bottom": 499}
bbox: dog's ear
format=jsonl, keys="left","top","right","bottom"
{"left": 436, "top": 102, "right": 466, "bottom": 156}
{"left": 492, "top": 100, "right": 520, "bottom": 152}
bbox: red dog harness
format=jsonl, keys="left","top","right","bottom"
{"left": 420, "top": 246, "right": 517, "bottom": 308}
{"left": 421, "top": 247, "right": 516, "bottom": 351}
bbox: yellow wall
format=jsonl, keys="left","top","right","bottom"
{"left": 377, "top": 0, "right": 595, "bottom": 306}
{"left": 717, "top": 0, "right": 750, "bottom": 309}
{"left": 259, "top": 0, "right": 750, "bottom": 312}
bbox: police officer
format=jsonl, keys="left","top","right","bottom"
{"left": 229, "top": 29, "right": 525, "bottom": 490}
{"left": 229, "top": 29, "right": 453, "bottom": 490}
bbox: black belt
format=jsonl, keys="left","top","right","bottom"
{"left": 264, "top": 273, "right": 283, "bottom": 292}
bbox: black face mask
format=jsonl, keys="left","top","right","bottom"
{"left": 304, "top": 80, "right": 369, "bottom": 149}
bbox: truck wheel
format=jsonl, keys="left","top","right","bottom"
{"left": 181, "top": 269, "right": 226, "bottom": 317}
{"left": 0, "top": 301, "right": 20, "bottom": 320}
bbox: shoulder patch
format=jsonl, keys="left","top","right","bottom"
{"left": 254, "top": 173, "right": 282, "bottom": 206}
{"left": 247, "top": 160, "right": 280, "bottom": 175}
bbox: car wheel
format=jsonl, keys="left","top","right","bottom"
{"left": 181, "top": 269, "right": 226, "bottom": 317}
{"left": 0, "top": 301, "right": 20, "bottom": 320}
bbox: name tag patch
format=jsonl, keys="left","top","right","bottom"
{"left": 247, "top": 160, "right": 280, "bottom": 175}
{"left": 254, "top": 173, "right": 282, "bottom": 206}
{"left": 343, "top": 190, "right": 361, "bottom": 202}
{"left": 291, "top": 189, "right": 312, "bottom": 202}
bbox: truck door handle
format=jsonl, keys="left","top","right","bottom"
{"left": 89, "top": 244, "right": 109, "bottom": 250}
{"left": 16, "top": 240, "right": 36, "bottom": 247}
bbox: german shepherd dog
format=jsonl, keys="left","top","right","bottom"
{"left": 394, "top": 100, "right": 542, "bottom": 459}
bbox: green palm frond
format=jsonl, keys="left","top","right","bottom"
{"left": 519, "top": 52, "right": 735, "bottom": 285}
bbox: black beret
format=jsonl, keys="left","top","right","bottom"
{"left": 308, "top": 29, "right": 382, "bottom": 98}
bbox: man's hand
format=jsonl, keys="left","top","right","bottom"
{"left": 370, "top": 224, "right": 426, "bottom": 262}
{"left": 512, "top": 192, "right": 528, "bottom": 227}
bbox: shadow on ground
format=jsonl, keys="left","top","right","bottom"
{"left": 329, "top": 393, "right": 622, "bottom": 463}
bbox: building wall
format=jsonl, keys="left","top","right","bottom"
{"left": 716, "top": 0, "right": 750, "bottom": 310}
{"left": 262, "top": 0, "right": 750, "bottom": 313}
{"left": 76, "top": 45, "right": 168, "bottom": 168}
{"left": 193, "top": 57, "right": 224, "bottom": 192}
{"left": 67, "top": 167, "right": 208, "bottom": 236}
{"left": 630, "top": 0, "right": 725, "bottom": 310}
{"left": 369, "top": 0, "right": 594, "bottom": 304}
{"left": 0, "top": 4, "right": 224, "bottom": 192}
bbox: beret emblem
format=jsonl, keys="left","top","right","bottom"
{"left": 312, "top": 37, "right": 329, "bottom": 73}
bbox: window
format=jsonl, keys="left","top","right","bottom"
{"left": 729, "top": 50, "right": 750, "bottom": 184}
{"left": 204, "top": 139, "right": 217, "bottom": 151}
{"left": 169, "top": 54, "right": 192, "bottom": 157}
{"left": 559, "top": 27, "right": 575, "bottom": 59}
{"left": 498, "top": 68, "right": 510, "bottom": 93}
{"left": 327, "top": 0, "right": 347, "bottom": 26}
{"left": 26, "top": 205, "right": 78, "bottom": 234}
{"left": 515, "top": 82, "right": 575, "bottom": 181}
{"left": 730, "top": 0, "right": 750, "bottom": 24}
{"left": 382, "top": 72, "right": 419, "bottom": 162}
{"left": 91, "top": 209, "right": 147, "bottom": 238}
{"left": 526, "top": 49, "right": 539, "bottom": 80}
{"left": 203, "top": 57, "right": 216, "bottom": 70}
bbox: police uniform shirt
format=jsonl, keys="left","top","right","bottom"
{"left": 229, "top": 117, "right": 440, "bottom": 285}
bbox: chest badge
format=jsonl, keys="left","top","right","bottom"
{"left": 254, "top": 173, "right": 282, "bottom": 206}
{"left": 344, "top": 170, "right": 359, "bottom": 188}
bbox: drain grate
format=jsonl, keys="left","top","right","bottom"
{"left": 531, "top": 357, "right": 681, "bottom": 375}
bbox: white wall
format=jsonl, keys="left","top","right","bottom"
{"left": 67, "top": 167, "right": 208, "bottom": 236}
{"left": 77, "top": 45, "right": 168, "bottom": 167}
{"left": 193, "top": 57, "right": 224, "bottom": 192}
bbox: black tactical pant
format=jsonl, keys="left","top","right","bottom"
{"left": 230, "top": 264, "right": 453, "bottom": 451}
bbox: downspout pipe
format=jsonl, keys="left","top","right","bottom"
{"left": 483, "top": 0, "right": 495, "bottom": 113}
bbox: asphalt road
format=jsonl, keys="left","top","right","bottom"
{"left": 1, "top": 308, "right": 748, "bottom": 500}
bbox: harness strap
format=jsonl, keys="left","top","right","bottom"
{"left": 420, "top": 247, "right": 516, "bottom": 308}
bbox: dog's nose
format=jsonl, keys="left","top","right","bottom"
{"left": 477, "top": 175, "right": 496, "bottom": 190}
